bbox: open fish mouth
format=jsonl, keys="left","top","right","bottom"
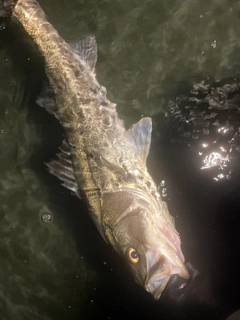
{"left": 144, "top": 253, "right": 170, "bottom": 300}
{"left": 145, "top": 273, "right": 171, "bottom": 300}
{"left": 145, "top": 249, "right": 189, "bottom": 300}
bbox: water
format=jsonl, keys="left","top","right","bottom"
{"left": 0, "top": 0, "right": 240, "bottom": 319}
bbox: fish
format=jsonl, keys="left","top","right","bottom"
{"left": 0, "top": 0, "right": 189, "bottom": 299}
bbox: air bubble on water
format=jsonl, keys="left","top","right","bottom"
{"left": 41, "top": 213, "right": 52, "bottom": 223}
{"left": 0, "top": 128, "right": 5, "bottom": 134}
{"left": 132, "top": 99, "right": 141, "bottom": 110}
{"left": 192, "top": 133, "right": 199, "bottom": 140}
{"left": 179, "top": 282, "right": 187, "bottom": 289}
{"left": 211, "top": 40, "right": 217, "bottom": 48}
{"left": 226, "top": 174, "right": 232, "bottom": 180}
{"left": 162, "top": 188, "right": 167, "bottom": 197}
{"left": 160, "top": 180, "right": 165, "bottom": 187}
{"left": 0, "top": 23, "right": 6, "bottom": 30}
{"left": 203, "top": 128, "right": 209, "bottom": 135}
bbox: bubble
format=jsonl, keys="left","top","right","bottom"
{"left": 161, "top": 188, "right": 167, "bottom": 197}
{"left": 211, "top": 40, "right": 217, "bottom": 48}
{"left": 192, "top": 133, "right": 199, "bottom": 140}
{"left": 160, "top": 180, "right": 165, "bottom": 187}
{"left": 0, "top": 23, "right": 6, "bottom": 31}
{"left": 41, "top": 213, "right": 52, "bottom": 223}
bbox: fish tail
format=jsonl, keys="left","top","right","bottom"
{"left": 0, "top": 0, "right": 17, "bottom": 17}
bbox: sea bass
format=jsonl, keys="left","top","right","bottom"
{"left": 1, "top": 0, "right": 189, "bottom": 299}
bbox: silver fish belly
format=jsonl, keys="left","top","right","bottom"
{"left": 3, "top": 0, "right": 189, "bottom": 299}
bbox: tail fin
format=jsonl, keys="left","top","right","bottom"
{"left": 0, "top": 0, "right": 17, "bottom": 17}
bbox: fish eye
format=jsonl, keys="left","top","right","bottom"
{"left": 126, "top": 248, "right": 139, "bottom": 264}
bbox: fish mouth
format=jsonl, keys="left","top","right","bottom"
{"left": 145, "top": 273, "right": 171, "bottom": 300}
{"left": 145, "top": 249, "right": 189, "bottom": 300}
{"left": 144, "top": 253, "right": 170, "bottom": 300}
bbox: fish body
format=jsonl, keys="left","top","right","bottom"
{"left": 1, "top": 0, "right": 189, "bottom": 299}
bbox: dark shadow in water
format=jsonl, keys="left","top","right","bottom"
{"left": 151, "top": 77, "right": 240, "bottom": 319}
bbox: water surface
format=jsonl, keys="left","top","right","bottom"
{"left": 0, "top": 0, "right": 240, "bottom": 319}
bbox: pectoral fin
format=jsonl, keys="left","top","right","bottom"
{"left": 46, "top": 139, "right": 80, "bottom": 197}
{"left": 126, "top": 117, "right": 152, "bottom": 164}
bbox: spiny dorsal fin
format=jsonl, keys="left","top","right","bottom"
{"left": 70, "top": 35, "right": 97, "bottom": 73}
{"left": 127, "top": 117, "right": 152, "bottom": 165}
{"left": 46, "top": 139, "right": 80, "bottom": 197}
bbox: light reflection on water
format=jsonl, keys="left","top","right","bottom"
{"left": 166, "top": 80, "right": 240, "bottom": 182}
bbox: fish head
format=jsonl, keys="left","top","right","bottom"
{"left": 102, "top": 189, "right": 189, "bottom": 300}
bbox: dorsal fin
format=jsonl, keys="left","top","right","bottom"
{"left": 46, "top": 139, "right": 80, "bottom": 197}
{"left": 126, "top": 117, "right": 152, "bottom": 164}
{"left": 70, "top": 35, "right": 97, "bottom": 72}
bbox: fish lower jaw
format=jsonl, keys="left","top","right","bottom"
{"left": 144, "top": 264, "right": 189, "bottom": 300}
{"left": 145, "top": 274, "right": 171, "bottom": 300}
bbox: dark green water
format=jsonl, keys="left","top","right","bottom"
{"left": 0, "top": 0, "right": 240, "bottom": 319}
